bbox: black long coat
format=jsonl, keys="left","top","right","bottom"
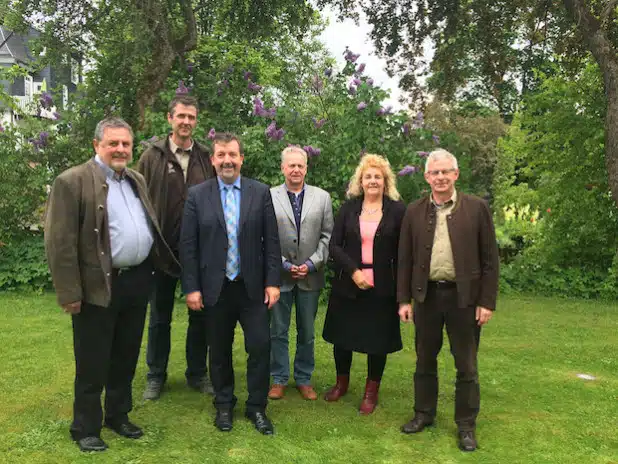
{"left": 323, "top": 196, "right": 406, "bottom": 354}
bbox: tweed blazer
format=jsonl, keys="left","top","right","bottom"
{"left": 270, "top": 184, "right": 334, "bottom": 292}
{"left": 397, "top": 193, "right": 499, "bottom": 310}
{"left": 44, "top": 158, "right": 179, "bottom": 307}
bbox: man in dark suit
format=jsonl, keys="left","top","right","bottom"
{"left": 179, "top": 132, "right": 281, "bottom": 435}
{"left": 397, "top": 149, "right": 499, "bottom": 452}
{"left": 44, "top": 117, "right": 179, "bottom": 452}
{"left": 137, "top": 95, "right": 215, "bottom": 400}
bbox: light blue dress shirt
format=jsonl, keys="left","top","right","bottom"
{"left": 218, "top": 176, "right": 241, "bottom": 278}
{"left": 95, "top": 156, "right": 154, "bottom": 268}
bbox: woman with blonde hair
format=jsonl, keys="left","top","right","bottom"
{"left": 322, "top": 154, "right": 406, "bottom": 414}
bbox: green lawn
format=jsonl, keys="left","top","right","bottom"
{"left": 1, "top": 293, "right": 617, "bottom": 463}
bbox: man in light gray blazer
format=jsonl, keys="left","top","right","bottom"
{"left": 268, "top": 146, "right": 334, "bottom": 400}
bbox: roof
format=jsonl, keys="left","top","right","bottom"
{"left": 0, "top": 26, "right": 40, "bottom": 64}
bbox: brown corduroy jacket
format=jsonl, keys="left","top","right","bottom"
{"left": 44, "top": 158, "right": 179, "bottom": 307}
{"left": 397, "top": 193, "right": 499, "bottom": 310}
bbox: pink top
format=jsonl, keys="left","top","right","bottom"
{"left": 360, "top": 219, "right": 379, "bottom": 286}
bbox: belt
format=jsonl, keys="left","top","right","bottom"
{"left": 359, "top": 263, "right": 373, "bottom": 269}
{"left": 112, "top": 261, "right": 146, "bottom": 277}
{"left": 428, "top": 280, "right": 456, "bottom": 289}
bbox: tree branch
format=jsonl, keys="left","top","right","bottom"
{"left": 601, "top": 0, "right": 618, "bottom": 23}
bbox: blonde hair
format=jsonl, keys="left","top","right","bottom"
{"left": 346, "top": 153, "right": 401, "bottom": 200}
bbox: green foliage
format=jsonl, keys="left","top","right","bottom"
{"left": 0, "top": 235, "right": 50, "bottom": 291}
{"left": 495, "top": 62, "right": 618, "bottom": 298}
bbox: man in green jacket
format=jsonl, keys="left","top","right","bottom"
{"left": 397, "top": 149, "right": 499, "bottom": 452}
{"left": 45, "top": 117, "right": 178, "bottom": 452}
{"left": 137, "top": 95, "right": 215, "bottom": 400}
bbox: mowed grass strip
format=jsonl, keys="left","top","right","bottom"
{"left": 1, "top": 293, "right": 617, "bottom": 463}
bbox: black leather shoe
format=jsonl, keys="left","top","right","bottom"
{"left": 400, "top": 415, "right": 434, "bottom": 434}
{"left": 188, "top": 376, "right": 215, "bottom": 395}
{"left": 215, "top": 409, "right": 233, "bottom": 432}
{"left": 75, "top": 436, "right": 108, "bottom": 452}
{"left": 245, "top": 411, "right": 274, "bottom": 435}
{"left": 104, "top": 421, "right": 144, "bottom": 439}
{"left": 458, "top": 430, "right": 477, "bottom": 452}
{"left": 143, "top": 379, "right": 163, "bottom": 400}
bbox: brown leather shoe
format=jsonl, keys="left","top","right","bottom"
{"left": 268, "top": 384, "right": 286, "bottom": 400}
{"left": 297, "top": 385, "right": 318, "bottom": 401}
{"left": 324, "top": 375, "right": 349, "bottom": 402}
{"left": 359, "top": 378, "right": 380, "bottom": 415}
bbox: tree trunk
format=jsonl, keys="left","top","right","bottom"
{"left": 134, "top": 0, "right": 198, "bottom": 129}
{"left": 563, "top": 0, "right": 618, "bottom": 207}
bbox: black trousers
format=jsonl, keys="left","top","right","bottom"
{"left": 413, "top": 285, "right": 481, "bottom": 431}
{"left": 70, "top": 262, "right": 152, "bottom": 440}
{"left": 206, "top": 279, "right": 270, "bottom": 413}
{"left": 146, "top": 270, "right": 209, "bottom": 383}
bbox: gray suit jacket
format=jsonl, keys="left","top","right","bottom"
{"left": 271, "top": 183, "right": 334, "bottom": 292}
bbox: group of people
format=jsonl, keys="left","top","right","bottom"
{"left": 44, "top": 95, "right": 499, "bottom": 454}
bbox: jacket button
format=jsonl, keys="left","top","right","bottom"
{"left": 94, "top": 228, "right": 99, "bottom": 233}
{"left": 106, "top": 273, "right": 110, "bottom": 277}
{"left": 101, "top": 252, "right": 104, "bottom": 255}
{"left": 416, "top": 287, "right": 422, "bottom": 291}
{"left": 425, "top": 245, "right": 431, "bottom": 250}
{"left": 421, "top": 265, "right": 425, "bottom": 270}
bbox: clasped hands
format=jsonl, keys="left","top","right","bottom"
{"left": 289, "top": 264, "right": 309, "bottom": 280}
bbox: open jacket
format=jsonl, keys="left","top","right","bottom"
{"left": 329, "top": 196, "right": 406, "bottom": 299}
{"left": 44, "top": 159, "right": 179, "bottom": 307}
{"left": 396, "top": 193, "right": 499, "bottom": 310}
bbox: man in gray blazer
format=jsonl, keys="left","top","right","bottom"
{"left": 268, "top": 146, "right": 334, "bottom": 400}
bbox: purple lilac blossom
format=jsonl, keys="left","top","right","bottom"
{"left": 187, "top": 62, "right": 194, "bottom": 73}
{"left": 247, "top": 82, "right": 262, "bottom": 93}
{"left": 402, "top": 122, "right": 411, "bottom": 136}
{"left": 357, "top": 102, "right": 367, "bottom": 111}
{"left": 417, "top": 151, "right": 430, "bottom": 158}
{"left": 356, "top": 63, "right": 366, "bottom": 74}
{"left": 243, "top": 71, "right": 252, "bottom": 81}
{"left": 348, "top": 86, "right": 357, "bottom": 95}
{"left": 324, "top": 68, "right": 333, "bottom": 77}
{"left": 39, "top": 91, "right": 53, "bottom": 109}
{"left": 398, "top": 165, "right": 417, "bottom": 176}
{"left": 208, "top": 128, "right": 216, "bottom": 140}
{"left": 432, "top": 134, "right": 440, "bottom": 145}
{"left": 176, "top": 80, "right": 189, "bottom": 95}
{"left": 303, "top": 145, "right": 321, "bottom": 157}
{"left": 312, "top": 118, "right": 327, "bottom": 129}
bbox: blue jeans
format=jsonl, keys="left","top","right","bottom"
{"left": 270, "top": 287, "right": 320, "bottom": 386}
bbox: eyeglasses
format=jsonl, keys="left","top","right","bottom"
{"left": 426, "top": 168, "right": 457, "bottom": 176}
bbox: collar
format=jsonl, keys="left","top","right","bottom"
{"left": 284, "top": 183, "right": 306, "bottom": 196}
{"left": 217, "top": 175, "right": 241, "bottom": 191}
{"left": 168, "top": 135, "right": 194, "bottom": 154}
{"left": 431, "top": 189, "right": 457, "bottom": 208}
{"left": 94, "top": 155, "right": 126, "bottom": 181}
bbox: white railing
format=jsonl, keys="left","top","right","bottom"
{"left": 9, "top": 95, "right": 56, "bottom": 119}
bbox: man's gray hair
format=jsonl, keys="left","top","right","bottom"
{"left": 281, "top": 146, "right": 308, "bottom": 164}
{"left": 425, "top": 149, "right": 458, "bottom": 171}
{"left": 94, "top": 117, "right": 134, "bottom": 141}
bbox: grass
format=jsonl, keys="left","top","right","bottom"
{"left": 1, "top": 292, "right": 618, "bottom": 463}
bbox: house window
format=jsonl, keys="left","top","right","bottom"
{"left": 62, "top": 85, "right": 68, "bottom": 109}
{"left": 34, "top": 82, "right": 43, "bottom": 93}
{"left": 71, "top": 58, "right": 79, "bottom": 85}
{"left": 24, "top": 75, "right": 33, "bottom": 99}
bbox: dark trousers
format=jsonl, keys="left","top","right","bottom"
{"left": 333, "top": 345, "right": 387, "bottom": 381}
{"left": 70, "top": 263, "right": 152, "bottom": 440}
{"left": 146, "top": 271, "right": 209, "bottom": 383}
{"left": 413, "top": 285, "right": 481, "bottom": 431}
{"left": 206, "top": 279, "right": 270, "bottom": 413}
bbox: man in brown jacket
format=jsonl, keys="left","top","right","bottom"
{"left": 45, "top": 117, "right": 179, "bottom": 452}
{"left": 397, "top": 149, "right": 499, "bottom": 452}
{"left": 137, "top": 95, "right": 215, "bottom": 400}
